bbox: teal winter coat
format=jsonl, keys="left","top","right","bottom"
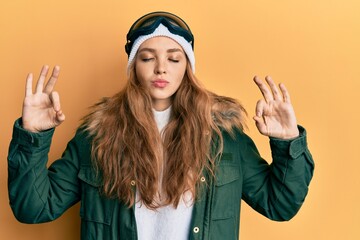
{"left": 8, "top": 119, "right": 314, "bottom": 239}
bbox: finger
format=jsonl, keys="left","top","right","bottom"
{"left": 25, "top": 73, "right": 33, "bottom": 96}
{"left": 50, "top": 91, "right": 61, "bottom": 112}
{"left": 44, "top": 65, "right": 60, "bottom": 94}
{"left": 254, "top": 99, "right": 269, "bottom": 136}
{"left": 253, "top": 76, "right": 273, "bottom": 103}
{"left": 255, "top": 99, "right": 266, "bottom": 118}
{"left": 279, "top": 83, "right": 291, "bottom": 103}
{"left": 35, "top": 65, "right": 49, "bottom": 93}
{"left": 253, "top": 115, "right": 268, "bottom": 136}
{"left": 51, "top": 92, "right": 66, "bottom": 124}
{"left": 265, "top": 76, "right": 282, "bottom": 101}
{"left": 56, "top": 110, "right": 66, "bottom": 124}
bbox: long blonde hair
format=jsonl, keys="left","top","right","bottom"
{"left": 81, "top": 62, "right": 246, "bottom": 209}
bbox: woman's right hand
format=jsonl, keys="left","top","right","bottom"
{"left": 22, "top": 65, "right": 65, "bottom": 132}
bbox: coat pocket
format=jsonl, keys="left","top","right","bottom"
{"left": 78, "top": 166, "right": 115, "bottom": 225}
{"left": 212, "top": 164, "right": 241, "bottom": 220}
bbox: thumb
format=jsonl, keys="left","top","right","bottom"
{"left": 253, "top": 116, "right": 268, "bottom": 136}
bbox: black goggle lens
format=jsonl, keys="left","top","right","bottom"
{"left": 125, "top": 12, "right": 194, "bottom": 55}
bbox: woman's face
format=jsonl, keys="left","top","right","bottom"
{"left": 135, "top": 36, "right": 187, "bottom": 111}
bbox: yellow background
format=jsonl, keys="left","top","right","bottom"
{"left": 1, "top": 0, "right": 359, "bottom": 239}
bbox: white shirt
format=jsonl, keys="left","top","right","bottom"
{"left": 135, "top": 106, "right": 194, "bottom": 240}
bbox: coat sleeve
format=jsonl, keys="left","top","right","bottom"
{"left": 239, "top": 125, "right": 314, "bottom": 221}
{"left": 7, "top": 119, "right": 86, "bottom": 223}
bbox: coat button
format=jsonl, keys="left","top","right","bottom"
{"left": 193, "top": 227, "right": 200, "bottom": 233}
{"left": 200, "top": 176, "right": 206, "bottom": 182}
{"left": 130, "top": 180, "right": 136, "bottom": 186}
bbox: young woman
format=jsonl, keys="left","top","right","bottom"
{"left": 8, "top": 11, "right": 314, "bottom": 240}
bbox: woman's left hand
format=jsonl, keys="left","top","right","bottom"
{"left": 253, "top": 76, "right": 299, "bottom": 139}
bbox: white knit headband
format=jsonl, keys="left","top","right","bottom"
{"left": 127, "top": 24, "right": 195, "bottom": 74}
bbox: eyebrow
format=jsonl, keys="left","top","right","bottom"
{"left": 138, "top": 47, "right": 184, "bottom": 54}
{"left": 167, "top": 48, "right": 183, "bottom": 53}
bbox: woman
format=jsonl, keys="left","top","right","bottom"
{"left": 8, "top": 11, "right": 314, "bottom": 240}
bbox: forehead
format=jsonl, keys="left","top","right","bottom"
{"left": 138, "top": 36, "right": 184, "bottom": 51}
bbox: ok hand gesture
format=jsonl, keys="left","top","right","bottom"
{"left": 22, "top": 65, "right": 65, "bottom": 132}
{"left": 253, "top": 76, "right": 299, "bottom": 139}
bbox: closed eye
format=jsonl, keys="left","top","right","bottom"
{"left": 141, "top": 58, "right": 154, "bottom": 62}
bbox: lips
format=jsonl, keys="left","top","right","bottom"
{"left": 152, "top": 79, "right": 169, "bottom": 88}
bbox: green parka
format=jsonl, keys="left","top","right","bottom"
{"left": 8, "top": 119, "right": 314, "bottom": 239}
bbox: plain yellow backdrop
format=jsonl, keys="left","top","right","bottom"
{"left": 1, "top": 0, "right": 359, "bottom": 239}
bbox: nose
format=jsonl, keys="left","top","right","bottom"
{"left": 154, "top": 59, "right": 166, "bottom": 74}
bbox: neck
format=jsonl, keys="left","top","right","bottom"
{"left": 152, "top": 99, "right": 171, "bottom": 111}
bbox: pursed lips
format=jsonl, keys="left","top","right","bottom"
{"left": 151, "top": 79, "right": 169, "bottom": 88}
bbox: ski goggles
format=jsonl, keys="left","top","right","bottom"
{"left": 125, "top": 11, "right": 194, "bottom": 55}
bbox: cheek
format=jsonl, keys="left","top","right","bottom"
{"left": 135, "top": 64, "right": 149, "bottom": 82}
{"left": 173, "top": 74, "right": 185, "bottom": 92}
{"left": 178, "top": 67, "right": 187, "bottom": 84}
{"left": 174, "top": 63, "right": 187, "bottom": 82}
